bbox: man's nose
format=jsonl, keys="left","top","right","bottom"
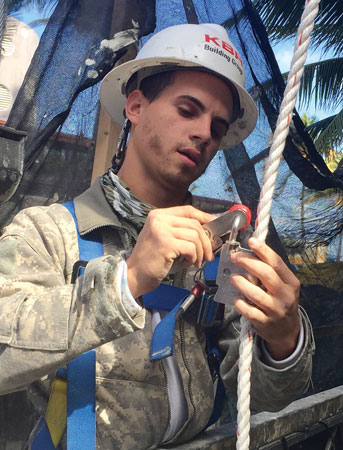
{"left": 189, "top": 116, "right": 212, "bottom": 145}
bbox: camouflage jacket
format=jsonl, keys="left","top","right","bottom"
{"left": 0, "top": 179, "right": 315, "bottom": 450}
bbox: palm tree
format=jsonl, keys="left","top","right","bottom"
{"left": 8, "top": 0, "right": 56, "bottom": 13}
{"left": 254, "top": 0, "right": 343, "bottom": 157}
{"left": 7, "top": 0, "right": 57, "bottom": 30}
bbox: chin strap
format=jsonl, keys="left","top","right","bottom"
{"left": 112, "top": 118, "right": 131, "bottom": 173}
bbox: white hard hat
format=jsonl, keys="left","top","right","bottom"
{"left": 100, "top": 23, "right": 258, "bottom": 149}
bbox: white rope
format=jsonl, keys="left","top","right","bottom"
{"left": 235, "top": 1, "right": 321, "bottom": 449}
{"left": 236, "top": 316, "right": 253, "bottom": 450}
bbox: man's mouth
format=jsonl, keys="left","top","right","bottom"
{"left": 177, "top": 148, "right": 201, "bottom": 166}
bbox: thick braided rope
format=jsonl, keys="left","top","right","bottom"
{"left": 235, "top": 1, "right": 321, "bottom": 449}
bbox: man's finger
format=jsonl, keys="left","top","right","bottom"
{"left": 230, "top": 255, "right": 291, "bottom": 296}
{"left": 173, "top": 228, "right": 204, "bottom": 266}
{"left": 148, "top": 214, "right": 214, "bottom": 261}
{"left": 234, "top": 296, "right": 268, "bottom": 323}
{"left": 230, "top": 273, "right": 277, "bottom": 314}
{"left": 247, "top": 237, "right": 298, "bottom": 286}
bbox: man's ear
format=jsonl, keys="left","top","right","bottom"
{"left": 125, "top": 90, "right": 148, "bottom": 126}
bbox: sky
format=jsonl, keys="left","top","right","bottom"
{"left": 14, "top": 3, "right": 50, "bottom": 38}
{"left": 272, "top": 40, "right": 340, "bottom": 121}
{"left": 273, "top": 41, "right": 320, "bottom": 74}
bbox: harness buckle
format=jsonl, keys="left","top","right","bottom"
{"left": 71, "top": 260, "right": 88, "bottom": 284}
{"left": 197, "top": 285, "right": 224, "bottom": 327}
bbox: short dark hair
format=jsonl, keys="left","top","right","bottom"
{"left": 126, "top": 70, "right": 177, "bottom": 102}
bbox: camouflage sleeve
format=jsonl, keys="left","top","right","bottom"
{"left": 217, "top": 306, "right": 315, "bottom": 412}
{"left": 0, "top": 204, "right": 145, "bottom": 395}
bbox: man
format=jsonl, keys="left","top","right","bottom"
{"left": 0, "top": 23, "right": 314, "bottom": 449}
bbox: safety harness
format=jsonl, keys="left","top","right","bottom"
{"left": 31, "top": 200, "right": 229, "bottom": 449}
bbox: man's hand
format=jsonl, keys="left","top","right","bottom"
{"left": 126, "top": 206, "right": 214, "bottom": 298}
{"left": 230, "top": 237, "right": 301, "bottom": 361}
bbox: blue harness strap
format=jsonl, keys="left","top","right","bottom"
{"left": 30, "top": 201, "right": 100, "bottom": 450}
{"left": 63, "top": 200, "right": 224, "bottom": 443}
{"left": 64, "top": 201, "right": 102, "bottom": 450}
{"left": 143, "top": 283, "right": 189, "bottom": 311}
{"left": 142, "top": 258, "right": 226, "bottom": 427}
{"left": 67, "top": 351, "right": 96, "bottom": 450}
{"left": 144, "top": 284, "right": 190, "bottom": 360}
{"left": 31, "top": 417, "right": 55, "bottom": 450}
{"left": 203, "top": 255, "right": 220, "bottom": 280}
{"left": 63, "top": 201, "right": 104, "bottom": 259}
{"left": 144, "top": 257, "right": 220, "bottom": 363}
{"left": 149, "top": 294, "right": 187, "bottom": 360}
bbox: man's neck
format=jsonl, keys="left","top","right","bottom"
{"left": 117, "top": 165, "right": 190, "bottom": 208}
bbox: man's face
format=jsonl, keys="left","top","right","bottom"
{"left": 126, "top": 70, "right": 234, "bottom": 192}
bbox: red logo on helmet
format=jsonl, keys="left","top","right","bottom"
{"left": 205, "top": 34, "right": 243, "bottom": 66}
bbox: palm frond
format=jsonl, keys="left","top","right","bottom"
{"left": 297, "top": 58, "right": 343, "bottom": 110}
{"left": 9, "top": 0, "right": 57, "bottom": 15}
{"left": 313, "top": 1, "right": 343, "bottom": 55}
{"left": 306, "top": 115, "right": 336, "bottom": 139}
{"left": 23, "top": 0, "right": 56, "bottom": 14}
{"left": 311, "top": 109, "right": 343, "bottom": 154}
{"left": 254, "top": 0, "right": 304, "bottom": 39}
{"left": 273, "top": 59, "right": 343, "bottom": 111}
{"left": 28, "top": 17, "right": 49, "bottom": 28}
{"left": 254, "top": 0, "right": 343, "bottom": 56}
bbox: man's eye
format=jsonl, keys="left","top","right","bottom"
{"left": 178, "top": 107, "right": 193, "bottom": 117}
{"left": 212, "top": 124, "right": 227, "bottom": 140}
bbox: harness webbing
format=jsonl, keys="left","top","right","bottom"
{"left": 64, "top": 201, "right": 98, "bottom": 450}
{"left": 67, "top": 351, "right": 96, "bottom": 450}
{"left": 31, "top": 200, "right": 99, "bottom": 450}
{"left": 33, "top": 200, "right": 226, "bottom": 448}
{"left": 31, "top": 417, "right": 55, "bottom": 450}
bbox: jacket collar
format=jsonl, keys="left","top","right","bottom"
{"left": 73, "top": 177, "right": 122, "bottom": 235}
{"left": 73, "top": 177, "right": 228, "bottom": 236}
